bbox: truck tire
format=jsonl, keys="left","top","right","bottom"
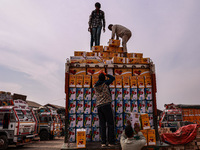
{"left": 0, "top": 135, "right": 8, "bottom": 150}
{"left": 40, "top": 131, "right": 49, "bottom": 141}
{"left": 49, "top": 134, "right": 54, "bottom": 140}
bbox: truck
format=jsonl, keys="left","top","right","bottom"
{"left": 0, "top": 92, "right": 37, "bottom": 150}
{"left": 64, "top": 42, "right": 159, "bottom": 146}
{"left": 33, "top": 106, "right": 62, "bottom": 140}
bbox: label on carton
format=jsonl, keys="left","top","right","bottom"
{"left": 91, "top": 100, "right": 97, "bottom": 113}
{"left": 104, "top": 46, "right": 117, "bottom": 52}
{"left": 140, "top": 130, "right": 148, "bottom": 146}
{"left": 138, "top": 76, "right": 145, "bottom": 88}
{"left": 111, "top": 100, "right": 115, "bottom": 113}
{"left": 84, "top": 114, "right": 91, "bottom": 127}
{"left": 69, "top": 114, "right": 76, "bottom": 127}
{"left": 76, "top": 100, "right": 84, "bottom": 113}
{"left": 84, "top": 100, "right": 91, "bottom": 114}
{"left": 92, "top": 127, "right": 100, "bottom": 141}
{"left": 69, "top": 100, "right": 76, "bottom": 114}
{"left": 91, "top": 88, "right": 97, "bottom": 100}
{"left": 145, "top": 76, "right": 152, "bottom": 88}
{"left": 76, "top": 114, "right": 83, "bottom": 128}
{"left": 110, "top": 88, "right": 115, "bottom": 100}
{"left": 123, "top": 100, "right": 131, "bottom": 113}
{"left": 123, "top": 76, "right": 130, "bottom": 88}
{"left": 76, "top": 75, "right": 83, "bottom": 88}
{"left": 116, "top": 113, "right": 123, "bottom": 127}
{"left": 74, "top": 51, "right": 86, "bottom": 57}
{"left": 86, "top": 52, "right": 96, "bottom": 56}
{"left": 130, "top": 88, "right": 137, "bottom": 100}
{"left": 127, "top": 53, "right": 134, "bottom": 58}
{"left": 70, "top": 68, "right": 86, "bottom": 75}
{"left": 141, "top": 58, "right": 150, "bottom": 64}
{"left": 87, "top": 68, "right": 103, "bottom": 76}
{"left": 109, "top": 39, "right": 120, "bottom": 47}
{"left": 138, "top": 88, "right": 145, "bottom": 100}
{"left": 115, "top": 88, "right": 122, "bottom": 100}
{"left": 141, "top": 114, "right": 151, "bottom": 130}
{"left": 76, "top": 88, "right": 84, "bottom": 100}
{"left": 112, "top": 57, "right": 126, "bottom": 64}
{"left": 115, "top": 76, "right": 122, "bottom": 88}
{"left": 131, "top": 100, "right": 138, "bottom": 112}
{"left": 133, "top": 53, "right": 143, "bottom": 58}
{"left": 145, "top": 88, "right": 152, "bottom": 100}
{"left": 126, "top": 58, "right": 140, "bottom": 64}
{"left": 69, "top": 128, "right": 76, "bottom": 142}
{"left": 69, "top": 88, "right": 76, "bottom": 100}
{"left": 92, "top": 46, "right": 103, "bottom": 52}
{"left": 133, "top": 69, "right": 150, "bottom": 76}
{"left": 148, "top": 129, "right": 156, "bottom": 145}
{"left": 70, "top": 56, "right": 86, "bottom": 64}
{"left": 92, "top": 113, "right": 99, "bottom": 127}
{"left": 123, "top": 88, "right": 130, "bottom": 100}
{"left": 86, "top": 56, "right": 103, "bottom": 64}
{"left": 116, "top": 100, "right": 123, "bottom": 113}
{"left": 116, "top": 127, "right": 123, "bottom": 141}
{"left": 84, "top": 88, "right": 91, "bottom": 100}
{"left": 131, "top": 76, "right": 137, "bottom": 88}
{"left": 84, "top": 75, "right": 91, "bottom": 88}
{"left": 138, "top": 100, "right": 146, "bottom": 113}
{"left": 86, "top": 128, "right": 92, "bottom": 142}
{"left": 77, "top": 129, "right": 86, "bottom": 148}
{"left": 69, "top": 75, "right": 76, "bottom": 87}
{"left": 146, "top": 100, "right": 153, "bottom": 113}
{"left": 92, "top": 76, "right": 99, "bottom": 88}
{"left": 115, "top": 69, "right": 132, "bottom": 76}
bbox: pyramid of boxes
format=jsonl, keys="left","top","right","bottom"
{"left": 67, "top": 39, "right": 155, "bottom": 143}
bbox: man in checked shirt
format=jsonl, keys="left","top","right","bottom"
{"left": 88, "top": 2, "right": 106, "bottom": 50}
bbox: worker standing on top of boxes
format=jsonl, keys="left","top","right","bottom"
{"left": 94, "top": 70, "right": 115, "bottom": 147}
{"left": 108, "top": 24, "right": 132, "bottom": 57}
{"left": 88, "top": 2, "right": 106, "bottom": 50}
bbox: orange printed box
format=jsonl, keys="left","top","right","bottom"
{"left": 87, "top": 68, "right": 104, "bottom": 76}
{"left": 70, "top": 68, "right": 86, "bottom": 75}
{"left": 133, "top": 53, "right": 143, "bottom": 58}
{"left": 147, "top": 129, "right": 156, "bottom": 146}
{"left": 106, "top": 76, "right": 116, "bottom": 88}
{"left": 69, "top": 75, "right": 76, "bottom": 87}
{"left": 76, "top": 129, "right": 86, "bottom": 148}
{"left": 86, "top": 52, "right": 96, "bottom": 56}
{"left": 74, "top": 51, "right": 86, "bottom": 57}
{"left": 114, "top": 68, "right": 132, "bottom": 76}
{"left": 182, "top": 109, "right": 189, "bottom": 117}
{"left": 115, "top": 75, "right": 122, "bottom": 88}
{"left": 92, "top": 76, "right": 99, "bottom": 87}
{"left": 145, "top": 76, "right": 152, "bottom": 88}
{"left": 112, "top": 57, "right": 126, "bottom": 64}
{"left": 137, "top": 76, "right": 145, "bottom": 88}
{"left": 126, "top": 58, "right": 141, "bottom": 64}
{"left": 98, "top": 52, "right": 110, "bottom": 58}
{"left": 189, "top": 109, "right": 194, "bottom": 116}
{"left": 110, "top": 53, "right": 121, "bottom": 57}
{"left": 116, "top": 47, "right": 123, "bottom": 53}
{"left": 127, "top": 53, "right": 134, "bottom": 58}
{"left": 70, "top": 56, "right": 86, "bottom": 64}
{"left": 109, "top": 39, "right": 120, "bottom": 47}
{"left": 133, "top": 69, "right": 151, "bottom": 76}
{"left": 92, "top": 46, "right": 103, "bottom": 52}
{"left": 140, "top": 130, "right": 148, "bottom": 146}
{"left": 141, "top": 114, "right": 151, "bottom": 130}
{"left": 76, "top": 75, "right": 84, "bottom": 88}
{"left": 104, "top": 46, "right": 116, "bottom": 52}
{"left": 141, "top": 58, "right": 150, "bottom": 64}
{"left": 84, "top": 75, "right": 91, "bottom": 88}
{"left": 130, "top": 76, "right": 137, "bottom": 88}
{"left": 86, "top": 56, "right": 103, "bottom": 64}
{"left": 123, "top": 76, "right": 130, "bottom": 88}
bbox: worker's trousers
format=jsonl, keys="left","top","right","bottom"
{"left": 122, "top": 31, "right": 132, "bottom": 53}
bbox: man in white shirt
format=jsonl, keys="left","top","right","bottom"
{"left": 108, "top": 24, "right": 132, "bottom": 57}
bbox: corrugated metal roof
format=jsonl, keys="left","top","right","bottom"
{"left": 27, "top": 100, "right": 42, "bottom": 108}
{"left": 176, "top": 104, "right": 200, "bottom": 109}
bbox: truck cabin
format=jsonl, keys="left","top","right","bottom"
{"left": 0, "top": 107, "right": 16, "bottom": 129}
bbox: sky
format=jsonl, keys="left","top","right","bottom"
{"left": 0, "top": 0, "right": 200, "bottom": 109}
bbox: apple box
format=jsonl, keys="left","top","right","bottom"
{"left": 140, "top": 130, "right": 147, "bottom": 146}
{"left": 76, "top": 129, "right": 86, "bottom": 148}
{"left": 116, "top": 127, "right": 123, "bottom": 141}
{"left": 69, "top": 88, "right": 76, "bottom": 101}
{"left": 84, "top": 100, "right": 91, "bottom": 114}
{"left": 130, "top": 88, "right": 137, "bottom": 100}
{"left": 76, "top": 75, "right": 83, "bottom": 88}
{"left": 115, "top": 113, "right": 123, "bottom": 127}
{"left": 91, "top": 100, "right": 97, "bottom": 113}
{"left": 70, "top": 68, "right": 86, "bottom": 75}
{"left": 87, "top": 68, "right": 103, "bottom": 76}
{"left": 69, "top": 100, "right": 76, "bottom": 114}
{"left": 83, "top": 114, "right": 92, "bottom": 127}
{"left": 138, "top": 88, "right": 145, "bottom": 100}
{"left": 111, "top": 100, "right": 115, "bottom": 113}
{"left": 84, "top": 88, "right": 91, "bottom": 100}
{"left": 115, "top": 76, "right": 122, "bottom": 88}
{"left": 69, "top": 114, "right": 76, "bottom": 128}
{"left": 131, "top": 100, "right": 138, "bottom": 113}
{"left": 148, "top": 113, "right": 154, "bottom": 127}
{"left": 69, "top": 75, "right": 76, "bottom": 87}
{"left": 76, "top": 88, "right": 84, "bottom": 100}
{"left": 92, "top": 76, "right": 99, "bottom": 88}
{"left": 69, "top": 128, "right": 76, "bottom": 142}
{"left": 76, "top": 113, "right": 83, "bottom": 128}
{"left": 123, "top": 113, "right": 131, "bottom": 127}
{"left": 146, "top": 100, "right": 153, "bottom": 113}
{"left": 140, "top": 113, "right": 151, "bottom": 130}
{"left": 110, "top": 88, "right": 115, "bottom": 100}
{"left": 138, "top": 100, "right": 146, "bottom": 113}
{"left": 109, "top": 39, "right": 120, "bottom": 47}
{"left": 115, "top": 88, "right": 122, "bottom": 100}
{"left": 76, "top": 100, "right": 84, "bottom": 113}
{"left": 130, "top": 76, "right": 137, "bottom": 88}
{"left": 92, "top": 113, "right": 99, "bottom": 127}
{"left": 86, "top": 128, "right": 92, "bottom": 142}
{"left": 123, "top": 88, "right": 130, "bottom": 100}
{"left": 91, "top": 88, "right": 97, "bottom": 100}
{"left": 145, "top": 88, "right": 152, "bottom": 100}
{"left": 84, "top": 75, "right": 91, "bottom": 88}
{"left": 147, "top": 129, "right": 156, "bottom": 145}
{"left": 138, "top": 76, "right": 145, "bottom": 88}
{"left": 123, "top": 76, "right": 130, "bottom": 88}
{"left": 116, "top": 100, "right": 123, "bottom": 113}
{"left": 123, "top": 100, "right": 131, "bottom": 113}
{"left": 92, "top": 127, "right": 100, "bottom": 141}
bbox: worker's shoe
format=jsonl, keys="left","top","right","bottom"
{"left": 108, "top": 143, "right": 116, "bottom": 147}
{"left": 123, "top": 52, "right": 127, "bottom": 57}
{"left": 101, "top": 144, "right": 106, "bottom": 147}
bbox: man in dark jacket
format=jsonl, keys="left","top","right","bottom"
{"left": 94, "top": 70, "right": 115, "bottom": 147}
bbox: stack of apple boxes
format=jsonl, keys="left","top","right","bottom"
{"left": 68, "top": 39, "right": 154, "bottom": 143}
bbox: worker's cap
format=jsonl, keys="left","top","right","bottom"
{"left": 95, "top": 2, "right": 101, "bottom": 8}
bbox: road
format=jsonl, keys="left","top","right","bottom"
{"left": 7, "top": 137, "right": 64, "bottom": 150}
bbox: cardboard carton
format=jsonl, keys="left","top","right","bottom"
{"left": 69, "top": 75, "right": 76, "bottom": 87}
{"left": 69, "top": 114, "right": 76, "bottom": 127}
{"left": 87, "top": 68, "right": 103, "bottom": 76}
{"left": 133, "top": 53, "right": 143, "bottom": 58}
{"left": 148, "top": 113, "right": 154, "bottom": 127}
{"left": 76, "top": 100, "right": 84, "bottom": 113}
{"left": 69, "top": 88, "right": 76, "bottom": 100}
{"left": 70, "top": 56, "right": 86, "bottom": 64}
{"left": 115, "top": 76, "right": 122, "bottom": 88}
{"left": 83, "top": 114, "right": 92, "bottom": 127}
{"left": 116, "top": 113, "right": 123, "bottom": 127}
{"left": 69, "top": 128, "right": 76, "bottom": 142}
{"left": 146, "top": 100, "right": 153, "bottom": 113}
{"left": 123, "top": 88, "right": 130, "bottom": 100}
{"left": 140, "top": 130, "right": 148, "bottom": 146}
{"left": 133, "top": 69, "right": 150, "bottom": 76}
{"left": 138, "top": 100, "right": 146, "bottom": 113}
{"left": 126, "top": 58, "right": 141, "bottom": 64}
{"left": 112, "top": 57, "right": 126, "bottom": 64}
{"left": 111, "top": 100, "right": 115, "bottom": 113}
{"left": 69, "top": 100, "right": 76, "bottom": 114}
{"left": 130, "top": 76, "right": 137, "bottom": 88}
{"left": 70, "top": 68, "right": 86, "bottom": 75}
{"left": 76, "top": 75, "right": 83, "bottom": 88}
{"left": 115, "top": 88, "right": 123, "bottom": 100}
{"left": 123, "top": 100, "right": 131, "bottom": 113}
{"left": 110, "top": 88, "right": 115, "bottom": 100}
{"left": 129, "top": 112, "right": 141, "bottom": 128}
{"left": 123, "top": 76, "right": 130, "bottom": 88}
{"left": 84, "top": 100, "right": 91, "bottom": 114}
{"left": 92, "top": 113, "right": 99, "bottom": 127}
{"left": 147, "top": 129, "right": 156, "bottom": 145}
{"left": 141, "top": 113, "right": 151, "bottom": 130}
{"left": 83, "top": 75, "right": 91, "bottom": 88}
{"left": 76, "top": 129, "right": 86, "bottom": 148}
{"left": 114, "top": 68, "right": 132, "bottom": 76}
{"left": 98, "top": 52, "right": 109, "bottom": 58}
{"left": 131, "top": 100, "right": 138, "bottom": 112}
{"left": 138, "top": 88, "right": 145, "bottom": 100}
{"left": 145, "top": 76, "right": 152, "bottom": 88}
{"left": 130, "top": 88, "right": 137, "bottom": 100}
{"left": 109, "top": 39, "right": 120, "bottom": 47}
{"left": 83, "top": 88, "right": 91, "bottom": 100}
{"left": 116, "top": 100, "right": 123, "bottom": 113}
{"left": 76, "top": 88, "right": 84, "bottom": 100}
{"left": 92, "top": 46, "right": 103, "bottom": 52}
{"left": 91, "top": 100, "right": 97, "bottom": 113}
{"left": 86, "top": 56, "right": 103, "bottom": 64}
{"left": 109, "top": 79, "right": 116, "bottom": 88}
{"left": 116, "top": 127, "right": 123, "bottom": 141}
{"left": 86, "top": 128, "right": 92, "bottom": 142}
{"left": 86, "top": 52, "right": 96, "bottom": 56}
{"left": 104, "top": 46, "right": 117, "bottom": 52}
{"left": 116, "top": 47, "right": 123, "bottom": 53}
{"left": 92, "top": 75, "right": 99, "bottom": 88}
{"left": 74, "top": 51, "right": 86, "bottom": 57}
{"left": 141, "top": 58, "right": 150, "bottom": 64}
{"left": 127, "top": 53, "right": 134, "bottom": 58}
{"left": 91, "top": 88, "right": 97, "bottom": 100}
{"left": 123, "top": 113, "right": 131, "bottom": 127}
{"left": 107, "top": 68, "right": 114, "bottom": 75}
{"left": 145, "top": 88, "right": 152, "bottom": 100}
{"left": 137, "top": 76, "right": 145, "bottom": 88}
{"left": 92, "top": 127, "right": 100, "bottom": 141}
{"left": 76, "top": 113, "right": 84, "bottom": 128}
{"left": 110, "top": 53, "right": 121, "bottom": 57}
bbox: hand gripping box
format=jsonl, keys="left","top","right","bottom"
{"left": 138, "top": 88, "right": 145, "bottom": 100}
{"left": 91, "top": 88, "right": 97, "bottom": 100}
{"left": 116, "top": 127, "right": 123, "bottom": 141}
{"left": 83, "top": 75, "right": 91, "bottom": 88}
{"left": 109, "top": 39, "right": 120, "bottom": 47}
{"left": 92, "top": 45, "right": 103, "bottom": 52}
{"left": 110, "top": 88, "right": 115, "bottom": 100}
{"left": 84, "top": 100, "right": 91, "bottom": 114}
{"left": 69, "top": 100, "right": 76, "bottom": 114}
{"left": 69, "top": 75, "right": 76, "bottom": 87}
{"left": 84, "top": 88, "right": 91, "bottom": 100}
{"left": 123, "top": 88, "right": 130, "bottom": 100}
{"left": 116, "top": 100, "right": 123, "bottom": 113}
{"left": 123, "top": 100, "right": 131, "bottom": 113}
{"left": 115, "top": 113, "right": 123, "bottom": 127}
{"left": 86, "top": 128, "right": 92, "bottom": 142}
{"left": 145, "top": 88, "right": 152, "bottom": 100}
{"left": 76, "top": 88, "right": 84, "bottom": 100}
{"left": 76, "top": 75, "right": 83, "bottom": 88}
{"left": 115, "top": 76, "right": 122, "bottom": 88}
{"left": 140, "top": 113, "right": 151, "bottom": 130}
{"left": 131, "top": 100, "right": 138, "bottom": 112}
{"left": 91, "top": 100, "right": 97, "bottom": 113}
{"left": 146, "top": 100, "right": 153, "bottom": 113}
{"left": 69, "top": 128, "right": 76, "bottom": 142}
{"left": 70, "top": 68, "right": 86, "bottom": 75}
{"left": 92, "top": 113, "right": 99, "bottom": 127}
{"left": 115, "top": 88, "right": 122, "bottom": 100}
{"left": 76, "top": 129, "right": 86, "bottom": 148}
{"left": 83, "top": 114, "right": 92, "bottom": 127}
{"left": 76, "top": 113, "right": 84, "bottom": 128}
{"left": 130, "top": 88, "right": 137, "bottom": 100}
{"left": 69, "top": 114, "right": 76, "bottom": 128}
{"left": 92, "top": 127, "right": 100, "bottom": 141}
{"left": 138, "top": 100, "right": 146, "bottom": 113}
{"left": 123, "top": 76, "right": 130, "bottom": 88}
{"left": 69, "top": 88, "right": 76, "bottom": 100}
{"left": 76, "top": 100, "right": 84, "bottom": 113}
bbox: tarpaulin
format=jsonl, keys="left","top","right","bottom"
{"left": 161, "top": 124, "right": 199, "bottom": 145}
